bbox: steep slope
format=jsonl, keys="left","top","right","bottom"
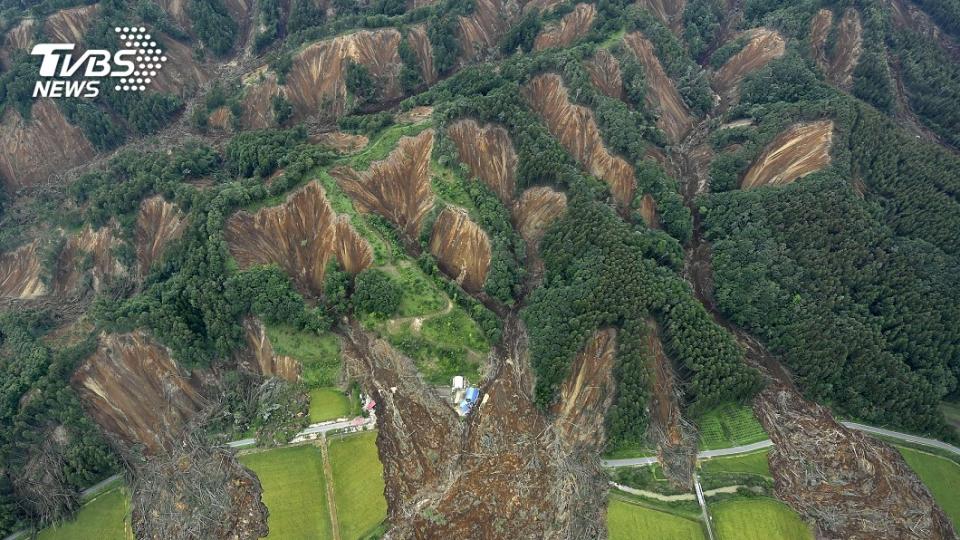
{"left": 457, "top": 0, "right": 523, "bottom": 62}
{"left": 332, "top": 130, "right": 435, "bottom": 245}
{"left": 533, "top": 3, "right": 596, "bottom": 51}
{"left": 225, "top": 181, "right": 372, "bottom": 297}
{"left": 550, "top": 329, "right": 616, "bottom": 447}
{"left": 407, "top": 24, "right": 438, "bottom": 85}
{"left": 71, "top": 332, "right": 205, "bottom": 454}
{"left": 428, "top": 207, "right": 492, "bottom": 293}
{"left": 523, "top": 73, "right": 636, "bottom": 208}
{"left": 624, "top": 32, "right": 694, "bottom": 143}
{"left": 0, "top": 100, "right": 96, "bottom": 191}
{"left": 242, "top": 29, "right": 403, "bottom": 128}
{"left": 513, "top": 186, "right": 567, "bottom": 246}
{"left": 585, "top": 48, "right": 624, "bottom": 100}
{"left": 0, "top": 4, "right": 99, "bottom": 67}
{"left": 810, "top": 8, "right": 863, "bottom": 90}
{"left": 0, "top": 241, "right": 45, "bottom": 299}
{"left": 636, "top": 0, "right": 685, "bottom": 34}
{"left": 135, "top": 196, "right": 187, "bottom": 275}
{"left": 240, "top": 317, "right": 302, "bottom": 381}
{"left": 447, "top": 119, "right": 517, "bottom": 203}
{"left": 53, "top": 225, "right": 125, "bottom": 295}
{"left": 713, "top": 28, "right": 786, "bottom": 106}
{"left": 740, "top": 121, "right": 834, "bottom": 189}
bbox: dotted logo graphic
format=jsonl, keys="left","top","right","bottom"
{"left": 113, "top": 26, "right": 167, "bottom": 92}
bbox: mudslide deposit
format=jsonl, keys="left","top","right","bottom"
{"left": 428, "top": 207, "right": 492, "bottom": 293}
{"left": 810, "top": 9, "right": 863, "bottom": 90}
{"left": 0, "top": 241, "right": 45, "bottom": 299}
{"left": 755, "top": 383, "right": 957, "bottom": 539}
{"left": 240, "top": 317, "right": 302, "bottom": 382}
{"left": 447, "top": 119, "right": 517, "bottom": 203}
{"left": 136, "top": 196, "right": 187, "bottom": 275}
{"left": 585, "top": 49, "right": 624, "bottom": 100}
{"left": 624, "top": 32, "right": 694, "bottom": 143}
{"left": 523, "top": 73, "right": 636, "bottom": 208}
{"left": 225, "top": 181, "right": 372, "bottom": 297}
{"left": 740, "top": 120, "right": 833, "bottom": 189}
{"left": 0, "top": 100, "right": 95, "bottom": 191}
{"left": 457, "top": 0, "right": 523, "bottom": 62}
{"left": 71, "top": 332, "right": 205, "bottom": 454}
{"left": 242, "top": 29, "right": 403, "bottom": 128}
{"left": 713, "top": 28, "right": 786, "bottom": 106}
{"left": 332, "top": 130, "right": 435, "bottom": 246}
{"left": 533, "top": 3, "right": 596, "bottom": 51}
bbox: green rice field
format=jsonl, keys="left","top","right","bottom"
{"left": 711, "top": 498, "right": 812, "bottom": 540}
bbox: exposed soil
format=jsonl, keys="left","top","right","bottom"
{"left": 889, "top": 0, "right": 960, "bottom": 62}
{"left": 428, "top": 207, "right": 492, "bottom": 293}
{"left": 713, "top": 28, "right": 786, "bottom": 108}
{"left": 624, "top": 32, "right": 694, "bottom": 143}
{"left": 225, "top": 181, "right": 372, "bottom": 297}
{"left": 136, "top": 196, "right": 187, "bottom": 275}
{"left": 533, "top": 3, "right": 596, "bottom": 51}
{"left": 513, "top": 186, "right": 567, "bottom": 291}
{"left": 239, "top": 317, "right": 302, "bottom": 382}
{"left": 310, "top": 131, "right": 369, "bottom": 154}
{"left": 0, "top": 240, "right": 45, "bottom": 299}
{"left": 636, "top": 0, "right": 686, "bottom": 35}
{"left": 407, "top": 24, "right": 438, "bottom": 85}
{"left": 332, "top": 130, "right": 435, "bottom": 248}
{"left": 740, "top": 120, "right": 834, "bottom": 189}
{"left": 457, "top": 0, "right": 523, "bottom": 63}
{"left": 585, "top": 49, "right": 624, "bottom": 100}
{"left": 447, "top": 119, "right": 518, "bottom": 203}
{"left": 810, "top": 8, "right": 863, "bottom": 90}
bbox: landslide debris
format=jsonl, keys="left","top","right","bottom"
{"left": 332, "top": 130, "right": 435, "bottom": 246}
{"left": 810, "top": 8, "right": 863, "bottom": 90}
{"left": 624, "top": 32, "right": 694, "bottom": 143}
{"left": 447, "top": 119, "right": 517, "bottom": 203}
{"left": 645, "top": 320, "right": 695, "bottom": 487}
{"left": 242, "top": 29, "right": 403, "bottom": 128}
{"left": 636, "top": 0, "right": 686, "bottom": 34}
{"left": 225, "top": 181, "right": 373, "bottom": 297}
{"left": 428, "top": 206, "right": 492, "bottom": 293}
{"left": 457, "top": 0, "right": 523, "bottom": 62}
{"left": 533, "top": 3, "right": 596, "bottom": 51}
{"left": 755, "top": 382, "right": 957, "bottom": 539}
{"left": 53, "top": 225, "right": 126, "bottom": 296}
{"left": 0, "top": 4, "right": 99, "bottom": 67}
{"left": 239, "top": 317, "right": 302, "bottom": 382}
{"left": 740, "top": 120, "right": 834, "bottom": 189}
{"left": 523, "top": 73, "right": 636, "bottom": 208}
{"left": 136, "top": 196, "right": 187, "bottom": 275}
{"left": 407, "top": 24, "right": 438, "bottom": 85}
{"left": 713, "top": 28, "right": 786, "bottom": 106}
{"left": 0, "top": 240, "right": 45, "bottom": 299}
{"left": 585, "top": 48, "right": 624, "bottom": 100}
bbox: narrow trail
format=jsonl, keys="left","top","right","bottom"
{"left": 319, "top": 439, "right": 342, "bottom": 540}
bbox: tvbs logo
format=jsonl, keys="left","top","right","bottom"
{"left": 31, "top": 26, "right": 168, "bottom": 98}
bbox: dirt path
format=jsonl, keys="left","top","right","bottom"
{"left": 319, "top": 438, "right": 342, "bottom": 540}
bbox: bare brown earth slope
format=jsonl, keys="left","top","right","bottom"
{"left": 428, "top": 206, "right": 492, "bottom": 293}
{"left": 585, "top": 48, "right": 624, "bottom": 100}
{"left": 810, "top": 8, "right": 863, "bottom": 90}
{"left": 239, "top": 317, "right": 302, "bottom": 382}
{"left": 713, "top": 28, "right": 786, "bottom": 107}
{"left": 740, "top": 120, "right": 834, "bottom": 189}
{"left": 135, "top": 196, "right": 187, "bottom": 275}
{"left": 225, "top": 181, "right": 372, "bottom": 297}
{"left": 624, "top": 32, "right": 694, "bottom": 143}
{"left": 0, "top": 240, "right": 45, "bottom": 299}
{"left": 447, "top": 119, "right": 518, "bottom": 203}
{"left": 636, "top": 0, "right": 685, "bottom": 34}
{"left": 533, "top": 3, "right": 596, "bottom": 51}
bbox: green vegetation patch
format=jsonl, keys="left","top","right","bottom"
{"left": 309, "top": 388, "right": 352, "bottom": 423}
{"left": 607, "top": 498, "right": 705, "bottom": 540}
{"left": 898, "top": 446, "right": 960, "bottom": 526}
{"left": 394, "top": 263, "right": 447, "bottom": 317}
{"left": 344, "top": 122, "right": 432, "bottom": 171}
{"left": 700, "top": 449, "right": 771, "bottom": 478}
{"left": 239, "top": 445, "right": 332, "bottom": 540}
{"left": 711, "top": 498, "right": 812, "bottom": 540}
{"left": 695, "top": 403, "right": 768, "bottom": 450}
{"left": 37, "top": 487, "right": 132, "bottom": 540}
{"left": 266, "top": 324, "right": 341, "bottom": 388}
{"left": 328, "top": 431, "right": 387, "bottom": 540}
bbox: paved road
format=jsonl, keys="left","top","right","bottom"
{"left": 227, "top": 416, "right": 375, "bottom": 449}
{"left": 841, "top": 422, "right": 960, "bottom": 456}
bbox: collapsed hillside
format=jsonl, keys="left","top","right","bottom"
{"left": 135, "top": 196, "right": 187, "bottom": 275}
{"left": 240, "top": 317, "right": 302, "bottom": 382}
{"left": 636, "top": 0, "right": 685, "bottom": 34}
{"left": 0, "top": 240, "right": 45, "bottom": 299}
{"left": 740, "top": 121, "right": 834, "bottom": 189}
{"left": 624, "top": 32, "right": 694, "bottom": 143}
{"left": 810, "top": 8, "right": 863, "bottom": 90}
{"left": 447, "top": 119, "right": 518, "bottom": 203}
{"left": 428, "top": 207, "right": 492, "bottom": 293}
{"left": 585, "top": 49, "right": 624, "bottom": 100}
{"left": 713, "top": 28, "right": 786, "bottom": 106}
{"left": 533, "top": 3, "right": 596, "bottom": 51}
{"left": 225, "top": 181, "right": 372, "bottom": 296}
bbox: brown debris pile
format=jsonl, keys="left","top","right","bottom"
{"left": 429, "top": 207, "right": 492, "bottom": 293}
{"left": 447, "top": 119, "right": 518, "bottom": 203}
{"left": 713, "top": 28, "right": 786, "bottom": 106}
{"left": 585, "top": 49, "right": 624, "bottom": 100}
{"left": 225, "top": 181, "right": 372, "bottom": 297}
{"left": 533, "top": 3, "right": 596, "bottom": 51}
{"left": 136, "top": 196, "right": 187, "bottom": 275}
{"left": 0, "top": 240, "right": 45, "bottom": 299}
{"left": 624, "top": 32, "right": 694, "bottom": 143}
{"left": 332, "top": 130, "right": 435, "bottom": 245}
{"left": 810, "top": 8, "right": 863, "bottom": 90}
{"left": 240, "top": 317, "right": 302, "bottom": 382}
{"left": 523, "top": 73, "right": 636, "bottom": 208}
{"left": 741, "top": 120, "right": 833, "bottom": 189}
{"left": 513, "top": 186, "right": 568, "bottom": 247}
{"left": 645, "top": 320, "right": 695, "bottom": 487}
{"left": 755, "top": 383, "right": 957, "bottom": 539}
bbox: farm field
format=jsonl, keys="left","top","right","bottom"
{"left": 700, "top": 449, "right": 771, "bottom": 477}
{"left": 328, "top": 431, "right": 388, "bottom": 539}
{"left": 239, "top": 445, "right": 332, "bottom": 540}
{"left": 897, "top": 446, "right": 960, "bottom": 526}
{"left": 696, "top": 403, "right": 768, "bottom": 450}
{"left": 309, "top": 387, "right": 351, "bottom": 423}
{"left": 711, "top": 498, "right": 812, "bottom": 540}
{"left": 37, "top": 486, "right": 132, "bottom": 540}
{"left": 607, "top": 497, "right": 706, "bottom": 540}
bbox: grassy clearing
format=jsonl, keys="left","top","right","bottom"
{"left": 240, "top": 445, "right": 332, "bottom": 540}
{"left": 395, "top": 262, "right": 446, "bottom": 317}
{"left": 695, "top": 403, "right": 768, "bottom": 450}
{"left": 711, "top": 498, "right": 812, "bottom": 540}
{"left": 607, "top": 497, "right": 705, "bottom": 540}
{"left": 700, "top": 449, "right": 771, "bottom": 477}
{"left": 37, "top": 487, "right": 132, "bottom": 540}
{"left": 344, "top": 122, "right": 432, "bottom": 171}
{"left": 310, "top": 388, "right": 351, "bottom": 423}
{"left": 266, "top": 324, "right": 341, "bottom": 387}
{"left": 328, "top": 431, "right": 387, "bottom": 540}
{"left": 421, "top": 308, "right": 489, "bottom": 353}
{"left": 898, "top": 446, "right": 960, "bottom": 526}
{"left": 387, "top": 319, "right": 482, "bottom": 385}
